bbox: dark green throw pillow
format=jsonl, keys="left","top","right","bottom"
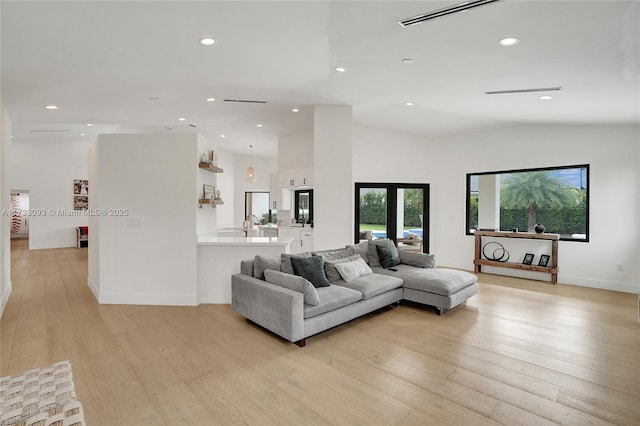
{"left": 376, "top": 239, "right": 400, "bottom": 269}
{"left": 291, "top": 255, "right": 331, "bottom": 288}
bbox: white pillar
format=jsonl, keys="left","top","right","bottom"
{"left": 313, "top": 105, "right": 353, "bottom": 250}
{"left": 477, "top": 174, "right": 500, "bottom": 230}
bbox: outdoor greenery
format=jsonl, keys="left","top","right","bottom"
{"left": 359, "top": 189, "right": 423, "bottom": 227}
{"left": 500, "top": 171, "right": 578, "bottom": 232}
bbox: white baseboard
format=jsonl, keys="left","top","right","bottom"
{"left": 559, "top": 274, "right": 639, "bottom": 294}
{"left": 1, "top": 280, "right": 12, "bottom": 318}
{"left": 87, "top": 276, "right": 99, "bottom": 301}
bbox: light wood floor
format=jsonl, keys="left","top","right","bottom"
{"left": 1, "top": 239, "right": 639, "bottom": 425}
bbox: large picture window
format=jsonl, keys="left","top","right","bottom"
{"left": 466, "top": 164, "right": 589, "bottom": 242}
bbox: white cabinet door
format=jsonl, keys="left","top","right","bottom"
{"left": 300, "top": 229, "right": 314, "bottom": 252}
{"left": 269, "top": 172, "right": 281, "bottom": 210}
{"left": 295, "top": 168, "right": 313, "bottom": 187}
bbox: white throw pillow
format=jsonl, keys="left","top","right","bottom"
{"left": 334, "top": 257, "right": 373, "bottom": 283}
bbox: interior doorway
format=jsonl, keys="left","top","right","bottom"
{"left": 10, "top": 190, "right": 30, "bottom": 239}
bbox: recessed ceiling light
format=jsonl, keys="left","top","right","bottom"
{"left": 80, "top": 133, "right": 85, "bottom": 136}
{"left": 335, "top": 67, "right": 347, "bottom": 72}
{"left": 539, "top": 95, "right": 553, "bottom": 100}
{"left": 292, "top": 108, "right": 299, "bottom": 112}
{"left": 178, "top": 117, "right": 186, "bottom": 121}
{"left": 199, "top": 37, "right": 216, "bottom": 46}
{"left": 44, "top": 105, "right": 58, "bottom": 110}
{"left": 405, "top": 102, "right": 414, "bottom": 106}
{"left": 256, "top": 124, "right": 263, "bottom": 127}
{"left": 499, "top": 37, "right": 520, "bottom": 46}
{"left": 219, "top": 134, "right": 226, "bottom": 138}
{"left": 87, "top": 123, "right": 93, "bottom": 127}
{"left": 401, "top": 58, "right": 414, "bottom": 64}
{"left": 206, "top": 97, "right": 216, "bottom": 102}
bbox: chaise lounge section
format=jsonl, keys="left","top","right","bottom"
{"left": 231, "top": 239, "right": 478, "bottom": 346}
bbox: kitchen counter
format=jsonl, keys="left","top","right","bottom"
{"left": 197, "top": 233, "right": 291, "bottom": 304}
{"left": 198, "top": 235, "right": 292, "bottom": 246}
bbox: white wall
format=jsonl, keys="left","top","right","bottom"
{"left": 214, "top": 148, "right": 235, "bottom": 228}
{"left": 7, "top": 138, "right": 90, "bottom": 249}
{"left": 351, "top": 123, "right": 640, "bottom": 293}
{"left": 0, "top": 97, "right": 11, "bottom": 316}
{"left": 231, "top": 152, "right": 276, "bottom": 227}
{"left": 313, "top": 105, "right": 353, "bottom": 250}
{"left": 88, "top": 133, "right": 198, "bottom": 305}
{"left": 278, "top": 130, "right": 313, "bottom": 171}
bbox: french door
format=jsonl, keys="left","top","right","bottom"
{"left": 354, "top": 183, "right": 430, "bottom": 253}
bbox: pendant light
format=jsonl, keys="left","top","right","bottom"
{"left": 244, "top": 144, "right": 257, "bottom": 183}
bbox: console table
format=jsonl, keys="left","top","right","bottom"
{"left": 473, "top": 231, "right": 559, "bottom": 284}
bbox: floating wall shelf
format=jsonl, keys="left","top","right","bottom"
{"left": 199, "top": 163, "right": 224, "bottom": 173}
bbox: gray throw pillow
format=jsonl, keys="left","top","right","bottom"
{"left": 376, "top": 239, "right": 400, "bottom": 269}
{"left": 324, "top": 254, "right": 363, "bottom": 283}
{"left": 291, "top": 255, "right": 331, "bottom": 288}
{"left": 281, "top": 253, "right": 312, "bottom": 275}
{"left": 398, "top": 250, "right": 435, "bottom": 268}
{"left": 253, "top": 255, "right": 281, "bottom": 280}
{"left": 312, "top": 247, "right": 355, "bottom": 262}
{"left": 264, "top": 270, "right": 320, "bottom": 305}
{"left": 347, "top": 241, "right": 369, "bottom": 264}
{"left": 367, "top": 239, "right": 396, "bottom": 267}
{"left": 334, "top": 257, "right": 373, "bottom": 283}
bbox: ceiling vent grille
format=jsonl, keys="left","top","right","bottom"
{"left": 485, "top": 87, "right": 563, "bottom": 95}
{"left": 398, "top": 0, "right": 503, "bottom": 27}
{"left": 223, "top": 99, "right": 267, "bottom": 104}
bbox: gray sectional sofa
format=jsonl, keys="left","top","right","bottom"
{"left": 231, "top": 239, "right": 478, "bottom": 347}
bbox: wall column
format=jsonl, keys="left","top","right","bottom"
{"left": 313, "top": 105, "right": 353, "bottom": 250}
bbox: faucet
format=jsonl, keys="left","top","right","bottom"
{"left": 245, "top": 214, "right": 259, "bottom": 228}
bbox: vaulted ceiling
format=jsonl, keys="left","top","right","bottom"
{"left": 2, "top": 1, "right": 638, "bottom": 156}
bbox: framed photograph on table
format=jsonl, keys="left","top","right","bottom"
{"left": 522, "top": 253, "right": 535, "bottom": 265}
{"left": 538, "top": 254, "right": 550, "bottom": 267}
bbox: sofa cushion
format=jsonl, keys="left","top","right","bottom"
{"left": 303, "top": 285, "right": 363, "bottom": 319}
{"left": 264, "top": 270, "right": 320, "bottom": 306}
{"left": 312, "top": 247, "right": 356, "bottom": 262}
{"left": 398, "top": 250, "right": 435, "bottom": 269}
{"left": 334, "top": 273, "right": 403, "bottom": 300}
{"left": 324, "top": 254, "right": 363, "bottom": 283}
{"left": 281, "top": 253, "right": 312, "bottom": 275}
{"left": 367, "top": 239, "right": 395, "bottom": 267}
{"left": 373, "top": 265, "right": 477, "bottom": 296}
{"left": 347, "top": 241, "right": 369, "bottom": 264}
{"left": 375, "top": 239, "right": 400, "bottom": 269}
{"left": 291, "top": 255, "right": 331, "bottom": 288}
{"left": 253, "top": 255, "right": 281, "bottom": 280}
{"left": 334, "top": 257, "right": 373, "bottom": 283}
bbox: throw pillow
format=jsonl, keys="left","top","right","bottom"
{"left": 253, "top": 255, "right": 281, "bottom": 280}
{"left": 376, "top": 239, "right": 400, "bottom": 269}
{"left": 281, "top": 253, "right": 312, "bottom": 275}
{"left": 398, "top": 250, "right": 435, "bottom": 268}
{"left": 334, "top": 257, "right": 373, "bottom": 283}
{"left": 347, "top": 241, "right": 369, "bottom": 264}
{"left": 291, "top": 255, "right": 331, "bottom": 288}
{"left": 324, "top": 254, "right": 364, "bottom": 283}
{"left": 312, "top": 247, "right": 356, "bottom": 262}
{"left": 367, "top": 239, "right": 397, "bottom": 267}
{"left": 264, "top": 270, "right": 320, "bottom": 305}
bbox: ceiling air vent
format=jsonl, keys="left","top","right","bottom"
{"left": 398, "top": 0, "right": 503, "bottom": 27}
{"left": 28, "top": 129, "right": 70, "bottom": 133}
{"left": 223, "top": 99, "right": 267, "bottom": 104}
{"left": 485, "top": 87, "right": 563, "bottom": 95}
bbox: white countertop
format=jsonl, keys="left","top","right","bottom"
{"left": 198, "top": 235, "right": 292, "bottom": 246}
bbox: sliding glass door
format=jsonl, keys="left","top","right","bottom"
{"left": 355, "top": 183, "right": 429, "bottom": 253}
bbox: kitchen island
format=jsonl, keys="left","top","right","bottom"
{"left": 197, "top": 234, "right": 292, "bottom": 303}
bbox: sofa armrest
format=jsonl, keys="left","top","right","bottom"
{"left": 231, "top": 273, "right": 305, "bottom": 343}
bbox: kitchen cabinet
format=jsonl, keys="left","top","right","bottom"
{"left": 278, "top": 168, "right": 313, "bottom": 188}
{"left": 278, "top": 227, "right": 313, "bottom": 254}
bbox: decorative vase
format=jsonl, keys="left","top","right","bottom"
{"left": 200, "top": 153, "right": 208, "bottom": 163}
{"left": 534, "top": 224, "right": 545, "bottom": 234}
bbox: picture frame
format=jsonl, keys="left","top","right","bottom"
{"left": 538, "top": 254, "right": 550, "bottom": 267}
{"left": 522, "top": 253, "right": 535, "bottom": 265}
{"left": 73, "top": 196, "right": 88, "bottom": 211}
{"left": 74, "top": 179, "right": 89, "bottom": 195}
{"left": 203, "top": 184, "right": 215, "bottom": 200}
